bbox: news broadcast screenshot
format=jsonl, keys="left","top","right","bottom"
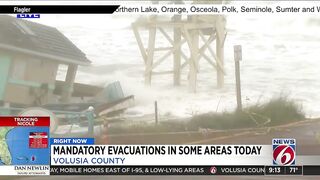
{"left": 1, "top": 0, "right": 320, "bottom": 179}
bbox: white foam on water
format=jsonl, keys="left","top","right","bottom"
{"left": 28, "top": 2, "right": 320, "bottom": 119}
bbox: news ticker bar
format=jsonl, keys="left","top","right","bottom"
{"left": 49, "top": 166, "right": 320, "bottom": 175}
{"left": 0, "top": 5, "right": 119, "bottom": 14}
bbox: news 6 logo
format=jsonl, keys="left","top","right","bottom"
{"left": 272, "top": 138, "right": 296, "bottom": 166}
{"left": 209, "top": 166, "right": 217, "bottom": 174}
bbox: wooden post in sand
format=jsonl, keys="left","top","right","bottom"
{"left": 154, "top": 101, "right": 158, "bottom": 125}
{"left": 234, "top": 45, "right": 242, "bottom": 111}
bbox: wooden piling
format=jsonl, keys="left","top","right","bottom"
{"left": 216, "top": 34, "right": 224, "bottom": 89}
{"left": 173, "top": 15, "right": 182, "bottom": 86}
{"left": 188, "top": 16, "right": 199, "bottom": 93}
{"left": 145, "top": 27, "right": 156, "bottom": 86}
{"left": 133, "top": 13, "right": 227, "bottom": 92}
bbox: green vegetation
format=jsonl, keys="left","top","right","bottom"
{"left": 108, "top": 97, "right": 305, "bottom": 134}
{"left": 246, "top": 96, "right": 305, "bottom": 126}
{"left": 190, "top": 96, "right": 304, "bottom": 130}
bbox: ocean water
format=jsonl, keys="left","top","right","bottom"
{"left": 32, "top": 2, "right": 320, "bottom": 119}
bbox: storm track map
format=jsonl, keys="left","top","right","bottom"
{"left": 0, "top": 117, "right": 50, "bottom": 167}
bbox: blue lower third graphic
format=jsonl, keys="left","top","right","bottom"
{"left": 50, "top": 138, "right": 95, "bottom": 145}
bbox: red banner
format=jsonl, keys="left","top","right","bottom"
{"left": 0, "top": 116, "right": 50, "bottom": 126}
